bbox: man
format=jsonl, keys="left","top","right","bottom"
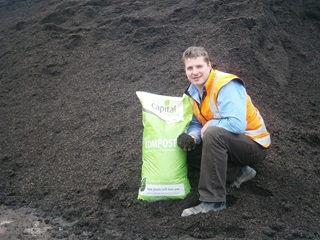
{"left": 177, "top": 46, "right": 271, "bottom": 217}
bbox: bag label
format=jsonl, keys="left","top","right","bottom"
{"left": 145, "top": 137, "right": 177, "bottom": 151}
{"left": 137, "top": 91, "right": 185, "bottom": 123}
{"left": 139, "top": 184, "right": 185, "bottom": 196}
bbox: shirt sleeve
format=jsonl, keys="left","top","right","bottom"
{"left": 187, "top": 114, "right": 202, "bottom": 144}
{"left": 209, "top": 80, "right": 247, "bottom": 134}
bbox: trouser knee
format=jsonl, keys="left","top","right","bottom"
{"left": 202, "top": 126, "right": 226, "bottom": 143}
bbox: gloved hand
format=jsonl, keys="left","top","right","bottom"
{"left": 177, "top": 133, "right": 196, "bottom": 151}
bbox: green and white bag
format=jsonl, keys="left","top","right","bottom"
{"left": 136, "top": 91, "right": 193, "bottom": 202}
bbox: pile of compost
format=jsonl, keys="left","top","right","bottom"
{"left": 0, "top": 0, "right": 319, "bottom": 239}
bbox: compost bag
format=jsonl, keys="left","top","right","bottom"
{"left": 136, "top": 91, "right": 193, "bottom": 202}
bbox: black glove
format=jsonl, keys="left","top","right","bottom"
{"left": 177, "top": 133, "right": 196, "bottom": 151}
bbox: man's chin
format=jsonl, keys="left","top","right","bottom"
{"left": 193, "top": 80, "right": 205, "bottom": 86}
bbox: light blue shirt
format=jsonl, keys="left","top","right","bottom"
{"left": 187, "top": 80, "right": 247, "bottom": 144}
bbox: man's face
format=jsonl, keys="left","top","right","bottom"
{"left": 184, "top": 57, "right": 211, "bottom": 88}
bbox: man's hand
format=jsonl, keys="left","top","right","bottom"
{"left": 177, "top": 133, "right": 196, "bottom": 151}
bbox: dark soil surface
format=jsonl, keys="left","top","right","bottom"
{"left": 1, "top": 0, "right": 320, "bottom": 239}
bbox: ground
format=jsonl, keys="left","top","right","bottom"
{"left": 0, "top": 0, "right": 320, "bottom": 239}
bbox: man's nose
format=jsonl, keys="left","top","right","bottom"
{"left": 192, "top": 69, "right": 199, "bottom": 75}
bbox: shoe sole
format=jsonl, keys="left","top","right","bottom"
{"left": 181, "top": 204, "right": 226, "bottom": 217}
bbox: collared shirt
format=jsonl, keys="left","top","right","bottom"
{"left": 187, "top": 80, "right": 247, "bottom": 144}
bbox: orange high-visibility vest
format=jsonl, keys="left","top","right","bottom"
{"left": 189, "top": 70, "right": 271, "bottom": 148}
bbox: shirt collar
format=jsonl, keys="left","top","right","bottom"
{"left": 187, "top": 83, "right": 206, "bottom": 103}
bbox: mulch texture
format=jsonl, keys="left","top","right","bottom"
{"left": 1, "top": 0, "right": 319, "bottom": 239}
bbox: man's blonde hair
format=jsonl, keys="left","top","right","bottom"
{"left": 182, "top": 46, "right": 210, "bottom": 64}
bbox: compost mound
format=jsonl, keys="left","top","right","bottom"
{"left": 1, "top": 0, "right": 319, "bottom": 239}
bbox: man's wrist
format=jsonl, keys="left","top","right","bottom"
{"left": 189, "top": 135, "right": 196, "bottom": 143}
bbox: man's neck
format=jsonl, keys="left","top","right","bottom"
{"left": 197, "top": 85, "right": 204, "bottom": 98}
